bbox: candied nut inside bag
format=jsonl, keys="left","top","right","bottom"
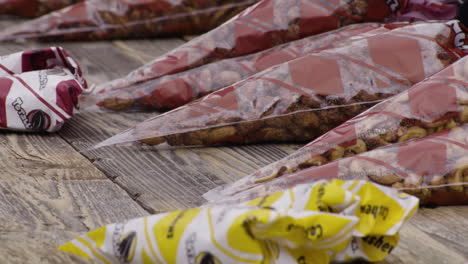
{"left": 204, "top": 52, "right": 468, "bottom": 200}
{"left": 95, "top": 23, "right": 387, "bottom": 111}
{"left": 99, "top": 0, "right": 465, "bottom": 94}
{"left": 0, "top": 0, "right": 259, "bottom": 41}
{"left": 96, "top": 21, "right": 466, "bottom": 149}
{"left": 59, "top": 179, "right": 419, "bottom": 264}
{"left": 218, "top": 125, "right": 468, "bottom": 206}
{"left": 0, "top": 0, "right": 81, "bottom": 18}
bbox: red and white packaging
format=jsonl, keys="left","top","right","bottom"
{"left": 0, "top": 47, "right": 87, "bottom": 132}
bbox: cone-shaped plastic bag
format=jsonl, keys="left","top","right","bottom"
{"left": 95, "top": 23, "right": 386, "bottom": 111}
{"left": 0, "top": 47, "right": 88, "bottom": 132}
{"left": 217, "top": 124, "right": 468, "bottom": 206}
{"left": 96, "top": 21, "right": 467, "bottom": 149}
{"left": 0, "top": 0, "right": 81, "bottom": 18}
{"left": 204, "top": 53, "right": 468, "bottom": 200}
{"left": 99, "top": 0, "right": 465, "bottom": 94}
{"left": 0, "top": 0, "right": 258, "bottom": 41}
{"left": 59, "top": 179, "right": 419, "bottom": 264}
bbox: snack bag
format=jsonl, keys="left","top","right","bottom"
{"left": 219, "top": 125, "right": 468, "bottom": 206}
{"left": 0, "top": 47, "right": 85, "bottom": 79}
{"left": 95, "top": 23, "right": 386, "bottom": 111}
{"left": 0, "top": 0, "right": 259, "bottom": 41}
{"left": 95, "top": 21, "right": 467, "bottom": 149}
{"left": 0, "top": 47, "right": 88, "bottom": 132}
{"left": 204, "top": 53, "right": 468, "bottom": 200}
{"left": 0, "top": 0, "right": 81, "bottom": 18}
{"left": 99, "top": 0, "right": 465, "bottom": 94}
{"left": 59, "top": 179, "right": 419, "bottom": 264}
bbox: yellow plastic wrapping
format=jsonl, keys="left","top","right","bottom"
{"left": 59, "top": 179, "right": 418, "bottom": 264}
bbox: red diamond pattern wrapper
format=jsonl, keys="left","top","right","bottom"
{"left": 214, "top": 124, "right": 468, "bottom": 206}
{"left": 0, "top": 0, "right": 81, "bottom": 18}
{"left": 98, "top": 0, "right": 465, "bottom": 96}
{"left": 0, "top": 0, "right": 259, "bottom": 41}
{"left": 95, "top": 23, "right": 385, "bottom": 111}
{"left": 0, "top": 47, "right": 88, "bottom": 132}
{"left": 205, "top": 52, "right": 468, "bottom": 202}
{"left": 95, "top": 21, "right": 467, "bottom": 150}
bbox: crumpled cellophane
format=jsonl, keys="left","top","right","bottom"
{"left": 0, "top": 47, "right": 88, "bottom": 132}
{"left": 59, "top": 179, "right": 419, "bottom": 264}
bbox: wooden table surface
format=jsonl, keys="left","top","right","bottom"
{"left": 0, "top": 19, "right": 467, "bottom": 264}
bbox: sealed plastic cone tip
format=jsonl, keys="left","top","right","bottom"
{"left": 96, "top": 21, "right": 467, "bottom": 149}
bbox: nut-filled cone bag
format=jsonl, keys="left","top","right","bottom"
{"left": 216, "top": 125, "right": 468, "bottom": 206}
{"left": 0, "top": 0, "right": 258, "bottom": 41}
{"left": 0, "top": 0, "right": 81, "bottom": 18}
{"left": 95, "top": 21, "right": 467, "bottom": 149}
{"left": 204, "top": 53, "right": 468, "bottom": 200}
{"left": 95, "top": 23, "right": 386, "bottom": 111}
{"left": 98, "top": 0, "right": 465, "bottom": 94}
{"left": 59, "top": 179, "right": 419, "bottom": 264}
{"left": 0, "top": 47, "right": 88, "bottom": 132}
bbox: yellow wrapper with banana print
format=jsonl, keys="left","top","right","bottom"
{"left": 59, "top": 180, "right": 418, "bottom": 264}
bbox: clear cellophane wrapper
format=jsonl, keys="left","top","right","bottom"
{"left": 94, "top": 23, "right": 386, "bottom": 111}
{"left": 0, "top": 47, "right": 88, "bottom": 132}
{"left": 213, "top": 124, "right": 468, "bottom": 206}
{"left": 59, "top": 179, "right": 419, "bottom": 264}
{"left": 0, "top": 0, "right": 260, "bottom": 41}
{"left": 204, "top": 50, "right": 468, "bottom": 201}
{"left": 99, "top": 0, "right": 464, "bottom": 94}
{"left": 95, "top": 21, "right": 467, "bottom": 149}
{"left": 0, "top": 0, "right": 81, "bottom": 18}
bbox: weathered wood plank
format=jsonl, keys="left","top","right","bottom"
{"left": 60, "top": 111, "right": 301, "bottom": 211}
{"left": 409, "top": 206, "right": 468, "bottom": 259}
{"left": 0, "top": 130, "right": 149, "bottom": 263}
{"left": 0, "top": 231, "right": 94, "bottom": 264}
{"left": 113, "top": 38, "right": 185, "bottom": 64}
{"left": 383, "top": 218, "right": 468, "bottom": 264}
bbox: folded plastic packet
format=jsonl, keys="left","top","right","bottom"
{"left": 99, "top": 0, "right": 465, "bottom": 94}
{"left": 0, "top": 47, "right": 88, "bottom": 132}
{"left": 95, "top": 21, "right": 467, "bottom": 149}
{"left": 204, "top": 52, "right": 468, "bottom": 200}
{"left": 0, "top": 0, "right": 259, "bottom": 41}
{"left": 0, "top": 0, "right": 81, "bottom": 18}
{"left": 216, "top": 124, "right": 468, "bottom": 206}
{"left": 95, "top": 23, "right": 386, "bottom": 111}
{"left": 59, "top": 179, "right": 419, "bottom": 264}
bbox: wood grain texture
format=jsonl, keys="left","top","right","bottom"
{"left": 60, "top": 111, "right": 301, "bottom": 211}
{"left": 383, "top": 217, "right": 468, "bottom": 264}
{"left": 0, "top": 133, "right": 149, "bottom": 263}
{"left": 113, "top": 38, "right": 185, "bottom": 64}
{"left": 0, "top": 231, "right": 94, "bottom": 264}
